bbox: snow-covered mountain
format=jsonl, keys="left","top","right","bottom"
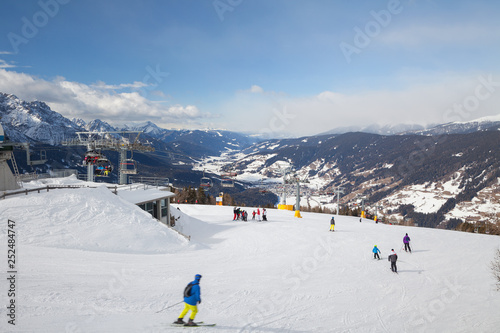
{"left": 208, "top": 131, "right": 500, "bottom": 228}
{"left": 0, "top": 93, "right": 256, "bottom": 157}
{"left": 402, "top": 114, "right": 500, "bottom": 135}
{"left": 319, "top": 123, "right": 427, "bottom": 136}
{"left": 320, "top": 113, "right": 500, "bottom": 136}
{"left": 0, "top": 92, "right": 83, "bottom": 144}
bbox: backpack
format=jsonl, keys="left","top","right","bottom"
{"left": 184, "top": 283, "right": 194, "bottom": 297}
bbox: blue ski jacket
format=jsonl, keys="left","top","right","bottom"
{"left": 372, "top": 246, "right": 380, "bottom": 254}
{"left": 184, "top": 275, "right": 202, "bottom": 305}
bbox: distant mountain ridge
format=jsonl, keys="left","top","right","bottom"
{"left": 321, "top": 115, "right": 500, "bottom": 136}
{"left": 0, "top": 92, "right": 257, "bottom": 157}
{"left": 2, "top": 92, "right": 500, "bottom": 229}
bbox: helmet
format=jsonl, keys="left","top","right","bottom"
{"left": 195, "top": 274, "right": 202, "bottom": 279}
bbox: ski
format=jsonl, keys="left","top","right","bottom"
{"left": 170, "top": 323, "right": 216, "bottom": 328}
{"left": 186, "top": 324, "right": 216, "bottom": 327}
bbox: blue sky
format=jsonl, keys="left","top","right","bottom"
{"left": 1, "top": 0, "right": 499, "bottom": 137}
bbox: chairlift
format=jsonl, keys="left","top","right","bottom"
{"left": 221, "top": 171, "right": 237, "bottom": 178}
{"left": 221, "top": 178, "right": 234, "bottom": 188}
{"left": 83, "top": 150, "right": 100, "bottom": 165}
{"left": 120, "top": 158, "right": 138, "bottom": 175}
{"left": 94, "top": 157, "right": 113, "bottom": 177}
{"left": 199, "top": 169, "right": 213, "bottom": 188}
{"left": 220, "top": 171, "right": 236, "bottom": 187}
{"left": 201, "top": 177, "right": 213, "bottom": 188}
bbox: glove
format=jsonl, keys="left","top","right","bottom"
{"left": 198, "top": 300, "right": 201, "bottom": 304}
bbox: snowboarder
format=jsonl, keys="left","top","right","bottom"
{"left": 329, "top": 216, "right": 335, "bottom": 231}
{"left": 388, "top": 249, "right": 398, "bottom": 273}
{"left": 262, "top": 208, "right": 267, "bottom": 221}
{"left": 174, "top": 274, "right": 202, "bottom": 326}
{"left": 373, "top": 245, "right": 381, "bottom": 260}
{"left": 403, "top": 233, "right": 411, "bottom": 253}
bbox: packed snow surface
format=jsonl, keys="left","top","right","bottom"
{"left": 1, "top": 178, "right": 499, "bottom": 332}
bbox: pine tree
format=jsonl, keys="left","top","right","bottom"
{"left": 197, "top": 186, "right": 208, "bottom": 204}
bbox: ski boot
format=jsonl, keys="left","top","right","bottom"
{"left": 173, "top": 318, "right": 185, "bottom": 325}
{"left": 185, "top": 319, "right": 198, "bottom": 326}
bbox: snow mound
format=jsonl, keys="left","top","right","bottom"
{"left": 0, "top": 186, "right": 187, "bottom": 254}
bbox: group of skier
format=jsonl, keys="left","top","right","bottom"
{"left": 329, "top": 216, "right": 412, "bottom": 273}
{"left": 233, "top": 207, "right": 267, "bottom": 221}
{"left": 171, "top": 220, "right": 412, "bottom": 326}
{"left": 372, "top": 233, "right": 412, "bottom": 273}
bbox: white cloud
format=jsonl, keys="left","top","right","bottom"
{"left": 0, "top": 69, "right": 207, "bottom": 126}
{"left": 380, "top": 23, "right": 500, "bottom": 47}
{"left": 219, "top": 72, "right": 500, "bottom": 136}
{"left": 91, "top": 80, "right": 149, "bottom": 90}
{"left": 0, "top": 59, "right": 16, "bottom": 69}
{"left": 250, "top": 85, "right": 264, "bottom": 93}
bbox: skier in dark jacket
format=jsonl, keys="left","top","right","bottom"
{"left": 329, "top": 216, "right": 335, "bottom": 231}
{"left": 174, "top": 274, "right": 202, "bottom": 326}
{"left": 403, "top": 233, "right": 411, "bottom": 253}
{"left": 388, "top": 250, "right": 398, "bottom": 273}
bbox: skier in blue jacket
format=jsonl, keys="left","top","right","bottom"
{"left": 174, "top": 274, "right": 202, "bottom": 326}
{"left": 372, "top": 245, "right": 381, "bottom": 260}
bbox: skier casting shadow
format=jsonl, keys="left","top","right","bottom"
{"left": 403, "top": 233, "right": 411, "bottom": 253}
{"left": 372, "top": 245, "right": 381, "bottom": 260}
{"left": 329, "top": 216, "right": 335, "bottom": 231}
{"left": 388, "top": 249, "right": 398, "bottom": 273}
{"left": 174, "top": 274, "right": 202, "bottom": 326}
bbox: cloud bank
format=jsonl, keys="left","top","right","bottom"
{"left": 220, "top": 72, "right": 500, "bottom": 137}
{"left": 0, "top": 68, "right": 208, "bottom": 128}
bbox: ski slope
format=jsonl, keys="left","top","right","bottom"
{"left": 1, "top": 177, "right": 499, "bottom": 332}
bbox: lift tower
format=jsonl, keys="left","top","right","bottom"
{"left": 62, "top": 131, "right": 154, "bottom": 184}
{"left": 0, "top": 123, "right": 48, "bottom": 191}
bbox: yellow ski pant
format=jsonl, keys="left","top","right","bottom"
{"left": 179, "top": 303, "right": 198, "bottom": 320}
{"left": 330, "top": 224, "right": 335, "bottom": 231}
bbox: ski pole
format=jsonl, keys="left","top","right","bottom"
{"left": 156, "top": 301, "right": 184, "bottom": 313}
